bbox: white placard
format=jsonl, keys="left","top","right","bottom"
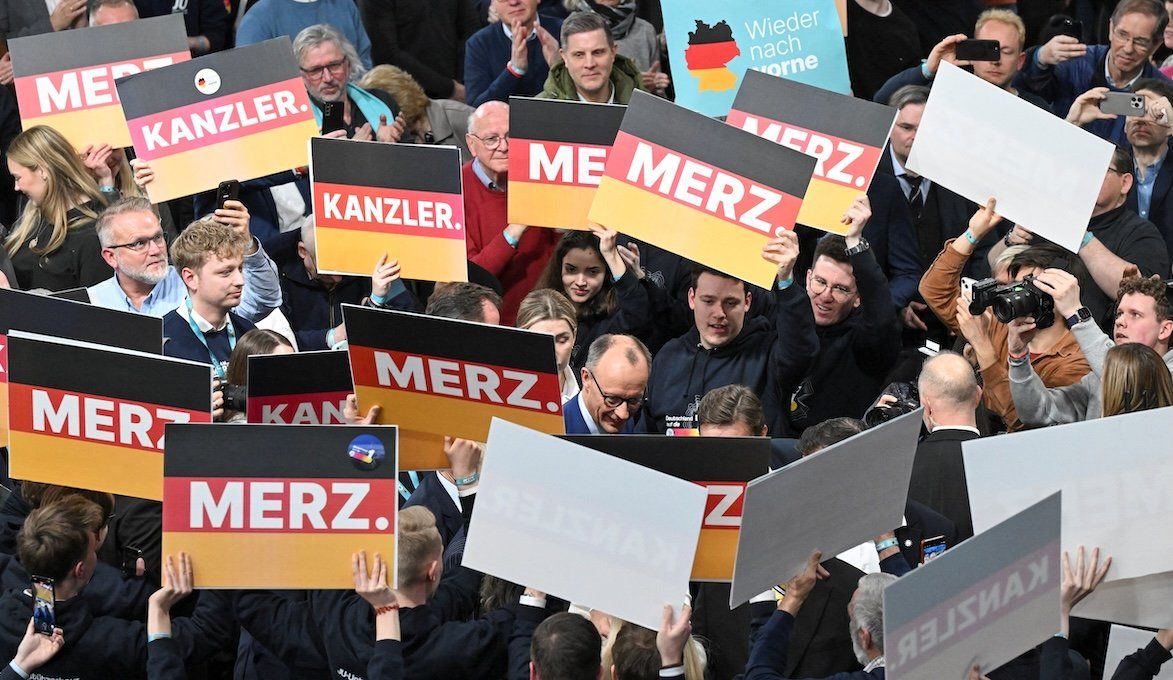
{"left": 729, "top": 410, "right": 923, "bottom": 607}
{"left": 906, "top": 62, "right": 1114, "bottom": 253}
{"left": 463, "top": 418, "right": 707, "bottom": 630}
{"left": 1105, "top": 624, "right": 1173, "bottom": 679}
{"left": 884, "top": 493, "right": 1062, "bottom": 680}
{"left": 1079, "top": 572, "right": 1173, "bottom": 629}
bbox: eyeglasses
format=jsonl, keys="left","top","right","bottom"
{"left": 300, "top": 57, "right": 348, "bottom": 81}
{"left": 1111, "top": 27, "right": 1153, "bottom": 51}
{"left": 470, "top": 132, "right": 509, "bottom": 150}
{"left": 106, "top": 232, "right": 166, "bottom": 253}
{"left": 588, "top": 370, "right": 644, "bottom": 411}
{"left": 808, "top": 274, "right": 855, "bottom": 301}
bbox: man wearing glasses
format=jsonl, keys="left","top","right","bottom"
{"left": 564, "top": 333, "right": 650, "bottom": 434}
{"left": 88, "top": 197, "right": 281, "bottom": 320}
{"left": 1023, "top": 0, "right": 1171, "bottom": 145}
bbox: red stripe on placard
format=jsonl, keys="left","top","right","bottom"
{"left": 246, "top": 391, "right": 352, "bottom": 425}
{"left": 312, "top": 183, "right": 465, "bottom": 240}
{"left": 162, "top": 477, "right": 398, "bottom": 533}
{"left": 0, "top": 333, "right": 7, "bottom": 383}
{"left": 7, "top": 383, "right": 210, "bottom": 452}
{"left": 348, "top": 345, "right": 561, "bottom": 413}
{"left": 127, "top": 78, "right": 314, "bottom": 160}
{"left": 726, "top": 110, "right": 883, "bottom": 191}
{"left": 684, "top": 41, "right": 741, "bottom": 70}
{"left": 699, "top": 481, "right": 746, "bottom": 530}
{"left": 14, "top": 51, "right": 189, "bottom": 117}
{"left": 511, "top": 138, "right": 610, "bottom": 188}
{"left": 604, "top": 131, "right": 803, "bottom": 236}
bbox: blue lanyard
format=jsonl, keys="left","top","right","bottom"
{"left": 185, "top": 297, "right": 236, "bottom": 378}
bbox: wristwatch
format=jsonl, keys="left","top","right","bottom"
{"left": 1064, "top": 306, "right": 1093, "bottom": 328}
{"left": 844, "top": 238, "right": 871, "bottom": 257}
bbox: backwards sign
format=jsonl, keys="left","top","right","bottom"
{"left": 10, "top": 15, "right": 190, "bottom": 149}
{"left": 884, "top": 493, "right": 1062, "bottom": 680}
{"left": 729, "top": 69, "right": 896, "bottom": 234}
{"left": 508, "top": 97, "right": 626, "bottom": 230}
{"left": 589, "top": 90, "right": 815, "bottom": 288}
{"left": 163, "top": 424, "right": 398, "bottom": 588}
{"left": 563, "top": 434, "right": 770, "bottom": 582}
{"left": 116, "top": 38, "right": 318, "bottom": 203}
{"left": 246, "top": 350, "right": 353, "bottom": 425}
{"left": 7, "top": 332, "right": 210, "bottom": 500}
{"left": 311, "top": 137, "right": 468, "bottom": 282}
{"left": 343, "top": 305, "right": 564, "bottom": 469}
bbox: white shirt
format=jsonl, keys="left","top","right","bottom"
{"left": 837, "top": 516, "right": 908, "bottom": 574}
{"left": 889, "top": 146, "right": 930, "bottom": 201}
{"left": 436, "top": 472, "right": 477, "bottom": 513}
{"left": 560, "top": 365, "right": 581, "bottom": 404}
{"left": 931, "top": 425, "right": 981, "bottom": 435}
{"left": 864, "top": 656, "right": 886, "bottom": 672}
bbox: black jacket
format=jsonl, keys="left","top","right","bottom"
{"left": 908, "top": 428, "right": 981, "bottom": 541}
{"left": 1083, "top": 205, "right": 1170, "bottom": 328}
{"left": 359, "top": 0, "right": 480, "bottom": 99}
{"left": 1126, "top": 157, "right": 1173, "bottom": 266}
{"left": 1109, "top": 637, "right": 1172, "bottom": 680}
{"left": 568, "top": 271, "right": 653, "bottom": 373}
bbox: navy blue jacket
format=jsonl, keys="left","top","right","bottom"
{"left": 746, "top": 610, "right": 885, "bottom": 680}
{"left": 464, "top": 15, "right": 562, "bottom": 106}
{"left": 862, "top": 172, "right": 923, "bottom": 309}
{"left": 563, "top": 393, "right": 635, "bottom": 434}
{"left": 194, "top": 171, "right": 311, "bottom": 245}
{"left": 1127, "top": 155, "right": 1173, "bottom": 265}
{"left": 162, "top": 310, "right": 257, "bottom": 369}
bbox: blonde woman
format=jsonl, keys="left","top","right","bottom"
{"left": 600, "top": 614, "right": 707, "bottom": 680}
{"left": 1101, "top": 342, "right": 1173, "bottom": 416}
{"left": 516, "top": 288, "right": 581, "bottom": 403}
{"left": 4, "top": 126, "right": 114, "bottom": 290}
{"left": 359, "top": 64, "right": 473, "bottom": 159}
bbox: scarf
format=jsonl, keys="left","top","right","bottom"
{"left": 586, "top": 0, "right": 637, "bottom": 40}
{"left": 311, "top": 83, "right": 394, "bottom": 132}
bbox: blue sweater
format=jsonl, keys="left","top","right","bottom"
{"left": 464, "top": 15, "right": 562, "bottom": 106}
{"left": 236, "top": 0, "right": 372, "bottom": 69}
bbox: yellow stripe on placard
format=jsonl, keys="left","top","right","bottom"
{"left": 796, "top": 178, "right": 864, "bottom": 235}
{"left": 588, "top": 177, "right": 780, "bottom": 288}
{"left": 315, "top": 227, "right": 468, "bottom": 282}
{"left": 21, "top": 104, "right": 132, "bottom": 149}
{"left": 8, "top": 431, "right": 163, "bottom": 500}
{"left": 508, "top": 181, "right": 596, "bottom": 230}
{"left": 0, "top": 384, "right": 9, "bottom": 448}
{"left": 691, "top": 528, "right": 740, "bottom": 581}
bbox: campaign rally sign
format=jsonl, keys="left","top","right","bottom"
{"left": 343, "top": 305, "right": 564, "bottom": 469}
{"left": 7, "top": 332, "right": 211, "bottom": 501}
{"left": 311, "top": 137, "right": 468, "bottom": 281}
{"left": 246, "top": 350, "right": 353, "bottom": 425}
{"left": 508, "top": 97, "right": 626, "bottom": 229}
{"left": 163, "top": 424, "right": 398, "bottom": 588}
{"left": 662, "top": 0, "right": 850, "bottom": 117}
{"left": 563, "top": 435, "right": 770, "bottom": 581}
{"left": 729, "top": 70, "right": 896, "bottom": 235}
{"left": 0, "top": 288, "right": 162, "bottom": 447}
{"left": 116, "top": 38, "right": 318, "bottom": 203}
{"left": 884, "top": 493, "right": 1062, "bottom": 680}
{"left": 9, "top": 15, "right": 190, "bottom": 149}
{"left": 589, "top": 91, "right": 815, "bottom": 288}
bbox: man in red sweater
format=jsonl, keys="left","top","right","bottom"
{"left": 463, "top": 100, "right": 559, "bottom": 324}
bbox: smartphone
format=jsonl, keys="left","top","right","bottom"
{"left": 120, "top": 546, "right": 144, "bottom": 578}
{"left": 961, "top": 276, "right": 977, "bottom": 299}
{"left": 31, "top": 576, "right": 55, "bottom": 636}
{"left": 921, "top": 535, "right": 948, "bottom": 564}
{"left": 215, "top": 179, "right": 240, "bottom": 211}
{"left": 1100, "top": 92, "right": 1147, "bottom": 117}
{"left": 1057, "top": 17, "right": 1084, "bottom": 41}
{"left": 955, "top": 39, "right": 1001, "bottom": 62}
{"left": 321, "top": 101, "right": 346, "bottom": 134}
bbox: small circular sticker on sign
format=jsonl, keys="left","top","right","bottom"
{"left": 347, "top": 434, "right": 385, "bottom": 471}
{"left": 194, "top": 68, "right": 221, "bottom": 95}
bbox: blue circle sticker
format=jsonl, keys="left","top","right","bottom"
{"left": 347, "top": 434, "right": 385, "bottom": 471}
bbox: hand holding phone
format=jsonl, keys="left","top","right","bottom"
{"left": 321, "top": 101, "right": 346, "bottom": 135}
{"left": 955, "top": 39, "right": 1001, "bottom": 62}
{"left": 1099, "top": 92, "right": 1147, "bottom": 117}
{"left": 31, "top": 576, "right": 55, "bottom": 636}
{"left": 215, "top": 180, "right": 240, "bottom": 211}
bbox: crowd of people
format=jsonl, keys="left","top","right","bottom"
{"left": 1, "top": 0, "right": 1173, "bottom": 677}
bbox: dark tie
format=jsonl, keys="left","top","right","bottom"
{"left": 903, "top": 173, "right": 924, "bottom": 220}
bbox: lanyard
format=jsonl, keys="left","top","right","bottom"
{"left": 185, "top": 297, "right": 236, "bottom": 378}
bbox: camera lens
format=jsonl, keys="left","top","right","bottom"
{"left": 992, "top": 288, "right": 1038, "bottom": 323}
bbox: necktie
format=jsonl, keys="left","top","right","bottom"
{"left": 903, "top": 174, "right": 924, "bottom": 220}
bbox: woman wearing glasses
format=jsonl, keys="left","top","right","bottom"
{"left": 4, "top": 125, "right": 115, "bottom": 291}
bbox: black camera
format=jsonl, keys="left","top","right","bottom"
{"left": 863, "top": 382, "right": 920, "bottom": 428}
{"left": 222, "top": 384, "right": 247, "bottom": 412}
{"left": 968, "top": 275, "right": 1056, "bottom": 328}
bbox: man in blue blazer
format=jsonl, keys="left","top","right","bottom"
{"left": 563, "top": 334, "right": 650, "bottom": 435}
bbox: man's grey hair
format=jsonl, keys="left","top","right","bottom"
{"left": 851, "top": 573, "right": 896, "bottom": 653}
{"left": 293, "top": 24, "right": 366, "bottom": 79}
{"left": 584, "top": 334, "right": 651, "bottom": 372}
{"left": 95, "top": 196, "right": 155, "bottom": 247}
{"left": 467, "top": 100, "right": 508, "bottom": 137}
{"left": 560, "top": 11, "right": 613, "bottom": 48}
{"left": 888, "top": 84, "right": 929, "bottom": 110}
{"left": 88, "top": 0, "right": 137, "bottom": 24}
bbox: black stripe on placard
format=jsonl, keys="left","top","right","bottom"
{"left": 0, "top": 288, "right": 161, "bottom": 354}
{"left": 561, "top": 435, "right": 771, "bottom": 481}
{"left": 9, "top": 15, "right": 188, "bottom": 78}
{"left": 618, "top": 90, "right": 815, "bottom": 199}
{"left": 247, "top": 350, "right": 353, "bottom": 398}
{"left": 510, "top": 97, "right": 626, "bottom": 147}
{"left": 731, "top": 69, "right": 896, "bottom": 146}
{"left": 341, "top": 305, "right": 557, "bottom": 374}
{"left": 8, "top": 333, "right": 211, "bottom": 412}
{"left": 164, "top": 424, "right": 398, "bottom": 478}
{"left": 116, "top": 38, "right": 300, "bottom": 119}
{"left": 310, "top": 137, "right": 462, "bottom": 195}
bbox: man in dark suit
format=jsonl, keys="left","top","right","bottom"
{"left": 563, "top": 334, "right": 649, "bottom": 435}
{"left": 1125, "top": 78, "right": 1173, "bottom": 265}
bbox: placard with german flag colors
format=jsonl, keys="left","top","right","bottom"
{"left": 6, "top": 331, "right": 211, "bottom": 501}
{"left": 343, "top": 305, "right": 563, "bottom": 469}
{"left": 562, "top": 435, "right": 769, "bottom": 581}
{"left": 588, "top": 90, "right": 816, "bottom": 288}
{"left": 116, "top": 37, "right": 318, "bottom": 203}
{"left": 9, "top": 15, "right": 190, "bottom": 149}
{"left": 508, "top": 97, "right": 626, "bottom": 229}
{"left": 0, "top": 288, "right": 162, "bottom": 447}
{"left": 728, "top": 69, "right": 896, "bottom": 235}
{"left": 310, "top": 137, "right": 468, "bottom": 282}
{"left": 246, "top": 350, "right": 353, "bottom": 424}
{"left": 162, "top": 424, "right": 397, "bottom": 589}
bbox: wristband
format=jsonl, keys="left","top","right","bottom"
{"left": 1080, "top": 231, "right": 1094, "bottom": 249}
{"left": 503, "top": 227, "right": 520, "bottom": 248}
{"left": 962, "top": 229, "right": 979, "bottom": 245}
{"left": 147, "top": 632, "right": 172, "bottom": 642}
{"left": 659, "top": 664, "right": 685, "bottom": 677}
{"left": 99, "top": 184, "right": 116, "bottom": 192}
{"left": 506, "top": 61, "right": 526, "bottom": 77}
{"left": 1008, "top": 351, "right": 1030, "bottom": 367}
{"left": 454, "top": 471, "right": 479, "bottom": 486}
{"left": 921, "top": 62, "right": 934, "bottom": 79}
{"left": 370, "top": 292, "right": 387, "bottom": 306}
{"left": 375, "top": 604, "right": 400, "bottom": 616}
{"left": 776, "top": 274, "right": 794, "bottom": 290}
{"left": 326, "top": 328, "right": 336, "bottom": 348}
{"left": 874, "top": 537, "right": 899, "bottom": 552}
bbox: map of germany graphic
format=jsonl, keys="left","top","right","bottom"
{"left": 684, "top": 20, "right": 741, "bottom": 92}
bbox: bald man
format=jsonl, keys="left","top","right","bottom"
{"left": 565, "top": 333, "right": 651, "bottom": 434}
{"left": 908, "top": 352, "right": 983, "bottom": 539}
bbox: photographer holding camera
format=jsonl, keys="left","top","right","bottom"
{"left": 1009, "top": 270, "right": 1173, "bottom": 425}
{"left": 920, "top": 198, "right": 1092, "bottom": 431}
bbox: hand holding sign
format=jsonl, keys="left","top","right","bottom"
{"left": 657, "top": 602, "right": 693, "bottom": 668}
{"left": 1061, "top": 546, "right": 1112, "bottom": 635}
{"left": 761, "top": 229, "right": 799, "bottom": 283}
{"left": 591, "top": 224, "right": 628, "bottom": 280}
{"left": 841, "top": 194, "right": 871, "bottom": 245}
{"left": 353, "top": 551, "right": 397, "bottom": 609}
{"left": 779, "top": 550, "right": 828, "bottom": 616}
{"left": 371, "top": 254, "right": 402, "bottom": 300}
